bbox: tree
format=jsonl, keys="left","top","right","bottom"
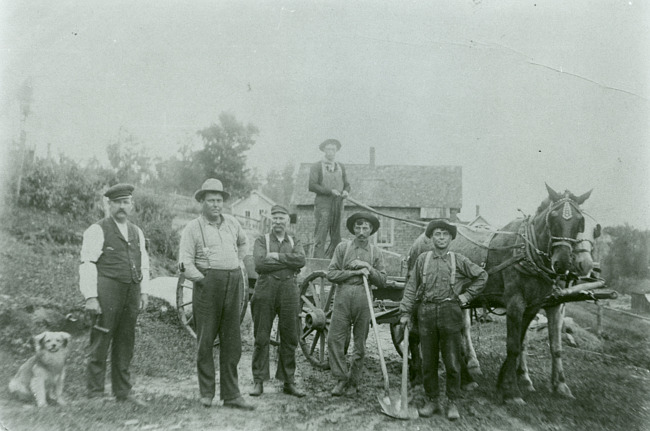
{"left": 106, "top": 128, "right": 156, "bottom": 185}
{"left": 14, "top": 78, "right": 34, "bottom": 200}
{"left": 195, "top": 113, "right": 259, "bottom": 199}
{"left": 261, "top": 162, "right": 295, "bottom": 206}
{"left": 602, "top": 224, "right": 650, "bottom": 285}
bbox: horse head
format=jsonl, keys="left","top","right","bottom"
{"left": 536, "top": 184, "right": 592, "bottom": 274}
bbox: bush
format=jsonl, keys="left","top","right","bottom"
{"left": 133, "top": 189, "right": 180, "bottom": 261}
{"left": 17, "top": 156, "right": 106, "bottom": 221}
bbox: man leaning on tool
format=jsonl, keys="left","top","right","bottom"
{"left": 250, "top": 204, "right": 306, "bottom": 398}
{"left": 178, "top": 178, "right": 254, "bottom": 410}
{"left": 327, "top": 212, "right": 386, "bottom": 396}
{"left": 399, "top": 219, "right": 487, "bottom": 421}
{"left": 79, "top": 183, "right": 149, "bottom": 405}
{"left": 308, "top": 138, "right": 351, "bottom": 258}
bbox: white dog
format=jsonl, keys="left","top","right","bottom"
{"left": 8, "top": 331, "right": 71, "bottom": 407}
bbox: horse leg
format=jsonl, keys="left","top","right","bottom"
{"left": 516, "top": 312, "right": 537, "bottom": 393}
{"left": 461, "top": 308, "right": 482, "bottom": 378}
{"left": 497, "top": 294, "right": 526, "bottom": 405}
{"left": 546, "top": 304, "right": 575, "bottom": 399}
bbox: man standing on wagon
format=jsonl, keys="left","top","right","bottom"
{"left": 327, "top": 212, "right": 386, "bottom": 396}
{"left": 178, "top": 178, "right": 253, "bottom": 410}
{"left": 250, "top": 204, "right": 307, "bottom": 398}
{"left": 308, "top": 138, "right": 351, "bottom": 258}
{"left": 399, "top": 219, "right": 487, "bottom": 420}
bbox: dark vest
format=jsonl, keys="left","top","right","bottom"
{"left": 95, "top": 218, "right": 143, "bottom": 284}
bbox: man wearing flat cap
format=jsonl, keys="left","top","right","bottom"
{"left": 250, "top": 204, "right": 306, "bottom": 398}
{"left": 400, "top": 219, "right": 487, "bottom": 420}
{"left": 178, "top": 178, "right": 253, "bottom": 410}
{"left": 79, "top": 183, "right": 149, "bottom": 405}
{"left": 327, "top": 212, "right": 386, "bottom": 396}
{"left": 308, "top": 138, "right": 351, "bottom": 259}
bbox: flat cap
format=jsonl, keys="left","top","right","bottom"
{"left": 425, "top": 219, "right": 457, "bottom": 240}
{"left": 104, "top": 183, "right": 134, "bottom": 200}
{"left": 319, "top": 138, "right": 341, "bottom": 151}
{"left": 270, "top": 204, "right": 289, "bottom": 215}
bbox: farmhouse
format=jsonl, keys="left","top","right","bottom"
{"left": 230, "top": 190, "right": 276, "bottom": 231}
{"left": 290, "top": 149, "right": 462, "bottom": 258}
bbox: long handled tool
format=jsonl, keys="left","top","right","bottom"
{"left": 362, "top": 276, "right": 410, "bottom": 419}
{"left": 398, "top": 325, "right": 419, "bottom": 419}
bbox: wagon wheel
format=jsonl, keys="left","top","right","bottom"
{"left": 299, "top": 270, "right": 336, "bottom": 370}
{"left": 176, "top": 265, "right": 249, "bottom": 339}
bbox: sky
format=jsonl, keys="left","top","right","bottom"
{"left": 1, "top": 0, "right": 649, "bottom": 229}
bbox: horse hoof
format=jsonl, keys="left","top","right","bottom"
{"left": 554, "top": 384, "right": 575, "bottom": 399}
{"left": 468, "top": 362, "right": 483, "bottom": 378}
{"left": 521, "top": 381, "right": 536, "bottom": 392}
{"left": 505, "top": 397, "right": 526, "bottom": 405}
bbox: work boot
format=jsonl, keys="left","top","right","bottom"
{"left": 447, "top": 402, "right": 460, "bottom": 421}
{"left": 331, "top": 380, "right": 347, "bottom": 396}
{"left": 116, "top": 395, "right": 147, "bottom": 407}
{"left": 249, "top": 382, "right": 263, "bottom": 397}
{"left": 223, "top": 396, "right": 255, "bottom": 411}
{"left": 462, "top": 381, "right": 479, "bottom": 392}
{"left": 418, "top": 398, "right": 441, "bottom": 417}
{"left": 283, "top": 383, "right": 306, "bottom": 398}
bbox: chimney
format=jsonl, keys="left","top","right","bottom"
{"left": 369, "top": 147, "right": 376, "bottom": 168}
{"left": 476, "top": 205, "right": 480, "bottom": 217}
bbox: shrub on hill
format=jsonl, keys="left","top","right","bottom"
{"left": 17, "top": 156, "right": 106, "bottom": 221}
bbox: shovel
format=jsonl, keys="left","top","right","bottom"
{"left": 362, "top": 276, "right": 416, "bottom": 419}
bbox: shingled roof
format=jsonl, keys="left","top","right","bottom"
{"left": 291, "top": 163, "right": 462, "bottom": 209}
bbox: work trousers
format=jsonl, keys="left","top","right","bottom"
{"left": 251, "top": 275, "right": 300, "bottom": 383}
{"left": 418, "top": 301, "right": 463, "bottom": 401}
{"left": 87, "top": 276, "right": 140, "bottom": 398}
{"left": 328, "top": 284, "right": 370, "bottom": 385}
{"left": 194, "top": 268, "right": 242, "bottom": 401}
{"left": 313, "top": 199, "right": 341, "bottom": 259}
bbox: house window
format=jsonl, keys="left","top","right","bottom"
{"left": 259, "top": 209, "right": 265, "bottom": 215}
{"left": 374, "top": 216, "right": 394, "bottom": 247}
{"left": 245, "top": 210, "right": 251, "bottom": 218}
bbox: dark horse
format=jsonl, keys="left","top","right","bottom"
{"left": 465, "top": 184, "right": 591, "bottom": 404}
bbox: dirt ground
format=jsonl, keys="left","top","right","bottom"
{"left": 2, "top": 300, "right": 649, "bottom": 431}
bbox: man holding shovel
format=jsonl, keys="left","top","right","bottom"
{"left": 399, "top": 219, "right": 487, "bottom": 420}
{"left": 327, "top": 212, "right": 386, "bottom": 396}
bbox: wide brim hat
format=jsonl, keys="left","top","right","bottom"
{"left": 194, "top": 178, "right": 230, "bottom": 202}
{"left": 425, "top": 219, "right": 457, "bottom": 240}
{"left": 104, "top": 183, "right": 134, "bottom": 200}
{"left": 346, "top": 212, "right": 380, "bottom": 235}
{"left": 319, "top": 138, "right": 341, "bottom": 152}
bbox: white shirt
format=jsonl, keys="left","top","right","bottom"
{"left": 79, "top": 219, "right": 150, "bottom": 299}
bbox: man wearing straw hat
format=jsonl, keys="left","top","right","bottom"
{"left": 399, "top": 219, "right": 486, "bottom": 420}
{"left": 178, "top": 178, "right": 253, "bottom": 410}
{"left": 308, "top": 138, "right": 351, "bottom": 258}
{"left": 327, "top": 212, "right": 386, "bottom": 396}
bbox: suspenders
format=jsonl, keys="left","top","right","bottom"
{"left": 265, "top": 233, "right": 294, "bottom": 254}
{"left": 422, "top": 251, "right": 456, "bottom": 288}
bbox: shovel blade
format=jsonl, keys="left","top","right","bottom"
{"left": 378, "top": 391, "right": 418, "bottom": 420}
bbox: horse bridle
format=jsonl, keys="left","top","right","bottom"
{"left": 543, "top": 197, "right": 585, "bottom": 254}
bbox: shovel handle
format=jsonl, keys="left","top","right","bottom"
{"left": 363, "top": 276, "right": 390, "bottom": 394}
{"left": 401, "top": 325, "right": 409, "bottom": 409}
